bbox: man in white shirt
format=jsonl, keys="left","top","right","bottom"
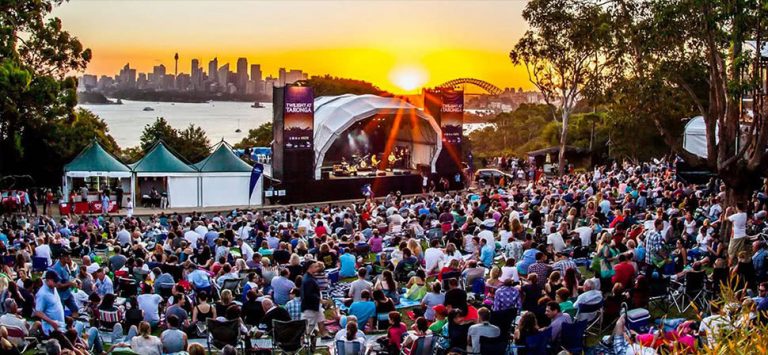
{"left": 237, "top": 238, "right": 254, "bottom": 262}
{"left": 34, "top": 238, "right": 52, "bottom": 265}
{"left": 0, "top": 299, "right": 29, "bottom": 345}
{"left": 547, "top": 223, "right": 568, "bottom": 253}
{"left": 82, "top": 256, "right": 101, "bottom": 274}
{"left": 726, "top": 202, "right": 749, "bottom": 266}
{"left": 138, "top": 291, "right": 164, "bottom": 326}
{"left": 183, "top": 226, "right": 201, "bottom": 249}
{"left": 116, "top": 225, "right": 131, "bottom": 247}
{"left": 573, "top": 224, "right": 594, "bottom": 247}
{"left": 423, "top": 239, "right": 445, "bottom": 274}
{"left": 478, "top": 220, "right": 496, "bottom": 246}
{"left": 194, "top": 223, "right": 209, "bottom": 239}
{"left": 573, "top": 279, "right": 603, "bottom": 322}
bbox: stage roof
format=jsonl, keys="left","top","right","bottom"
{"left": 313, "top": 94, "right": 442, "bottom": 179}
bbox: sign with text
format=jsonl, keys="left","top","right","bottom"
{"left": 283, "top": 86, "right": 314, "bottom": 150}
{"left": 440, "top": 90, "right": 463, "bottom": 144}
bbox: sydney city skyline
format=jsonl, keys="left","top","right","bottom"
{"left": 54, "top": 0, "right": 532, "bottom": 93}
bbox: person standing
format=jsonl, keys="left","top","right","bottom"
{"left": 301, "top": 261, "right": 324, "bottom": 351}
{"left": 34, "top": 271, "right": 66, "bottom": 336}
{"left": 725, "top": 202, "right": 749, "bottom": 267}
{"left": 116, "top": 185, "right": 124, "bottom": 209}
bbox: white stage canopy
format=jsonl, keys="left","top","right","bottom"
{"left": 312, "top": 94, "right": 442, "bottom": 179}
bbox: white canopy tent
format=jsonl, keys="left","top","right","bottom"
{"left": 682, "top": 116, "right": 714, "bottom": 158}
{"left": 62, "top": 140, "right": 134, "bottom": 206}
{"left": 195, "top": 142, "right": 263, "bottom": 207}
{"left": 312, "top": 94, "right": 442, "bottom": 179}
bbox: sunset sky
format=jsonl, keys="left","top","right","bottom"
{"left": 53, "top": 0, "right": 532, "bottom": 93}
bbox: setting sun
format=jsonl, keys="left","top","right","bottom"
{"left": 389, "top": 66, "right": 428, "bottom": 92}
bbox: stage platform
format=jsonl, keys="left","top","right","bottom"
{"left": 326, "top": 168, "right": 416, "bottom": 180}
{"left": 276, "top": 173, "right": 423, "bottom": 204}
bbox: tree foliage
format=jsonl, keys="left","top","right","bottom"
{"left": 234, "top": 122, "right": 273, "bottom": 149}
{"left": 133, "top": 118, "right": 210, "bottom": 163}
{"left": 0, "top": 0, "right": 98, "bottom": 185}
{"left": 509, "top": 0, "right": 610, "bottom": 175}
{"left": 303, "top": 75, "right": 390, "bottom": 97}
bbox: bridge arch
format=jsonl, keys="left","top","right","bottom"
{"left": 437, "top": 78, "right": 503, "bottom": 95}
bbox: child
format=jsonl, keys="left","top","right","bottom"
{"left": 380, "top": 311, "right": 407, "bottom": 354}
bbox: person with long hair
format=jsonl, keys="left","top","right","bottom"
{"left": 402, "top": 317, "right": 429, "bottom": 351}
{"left": 119, "top": 321, "right": 162, "bottom": 355}
{"left": 514, "top": 311, "right": 539, "bottom": 354}
{"left": 374, "top": 270, "right": 400, "bottom": 302}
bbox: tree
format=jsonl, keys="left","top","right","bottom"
{"left": 302, "top": 75, "right": 390, "bottom": 97}
{"left": 176, "top": 124, "right": 211, "bottom": 163}
{"left": 136, "top": 117, "right": 210, "bottom": 163}
{"left": 0, "top": 0, "right": 95, "bottom": 185}
{"left": 234, "top": 122, "right": 273, "bottom": 149}
{"left": 509, "top": 0, "right": 610, "bottom": 175}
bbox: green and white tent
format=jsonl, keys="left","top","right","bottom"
{"left": 195, "top": 141, "right": 262, "bottom": 206}
{"left": 131, "top": 141, "right": 200, "bottom": 208}
{"left": 62, "top": 139, "right": 134, "bottom": 205}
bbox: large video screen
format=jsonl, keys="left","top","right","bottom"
{"left": 284, "top": 86, "right": 314, "bottom": 150}
{"left": 441, "top": 90, "right": 463, "bottom": 144}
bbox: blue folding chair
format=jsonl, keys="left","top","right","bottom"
{"left": 336, "top": 339, "right": 364, "bottom": 355}
{"left": 402, "top": 334, "right": 436, "bottom": 355}
{"left": 561, "top": 320, "right": 588, "bottom": 354}
{"left": 575, "top": 300, "right": 604, "bottom": 336}
{"left": 32, "top": 257, "right": 49, "bottom": 273}
{"left": 471, "top": 277, "right": 486, "bottom": 295}
{"left": 524, "top": 327, "right": 551, "bottom": 354}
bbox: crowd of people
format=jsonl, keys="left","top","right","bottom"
{"left": 0, "top": 159, "right": 767, "bottom": 354}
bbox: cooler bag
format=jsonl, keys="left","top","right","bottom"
{"left": 626, "top": 308, "right": 650, "bottom": 333}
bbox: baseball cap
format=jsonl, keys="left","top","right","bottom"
{"left": 432, "top": 304, "right": 447, "bottom": 315}
{"left": 44, "top": 270, "right": 60, "bottom": 282}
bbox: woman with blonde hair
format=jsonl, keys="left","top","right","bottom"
{"left": 128, "top": 321, "right": 162, "bottom": 355}
{"left": 407, "top": 239, "right": 423, "bottom": 262}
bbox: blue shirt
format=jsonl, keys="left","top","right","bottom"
{"left": 51, "top": 261, "right": 73, "bottom": 300}
{"left": 95, "top": 276, "right": 114, "bottom": 296}
{"left": 188, "top": 269, "right": 211, "bottom": 289}
{"left": 35, "top": 284, "right": 65, "bottom": 335}
{"left": 348, "top": 300, "right": 376, "bottom": 329}
{"left": 271, "top": 276, "right": 295, "bottom": 305}
{"left": 339, "top": 253, "right": 356, "bottom": 278}
{"left": 480, "top": 244, "right": 495, "bottom": 266}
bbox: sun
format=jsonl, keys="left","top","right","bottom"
{"left": 389, "top": 66, "right": 428, "bottom": 92}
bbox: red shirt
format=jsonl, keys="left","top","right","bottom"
{"left": 612, "top": 261, "right": 635, "bottom": 288}
{"left": 388, "top": 323, "right": 408, "bottom": 349}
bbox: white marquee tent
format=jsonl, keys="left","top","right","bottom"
{"left": 312, "top": 94, "right": 442, "bottom": 179}
{"left": 195, "top": 142, "right": 262, "bottom": 207}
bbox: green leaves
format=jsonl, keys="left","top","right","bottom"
{"left": 234, "top": 122, "right": 273, "bottom": 149}
{"left": 135, "top": 118, "right": 211, "bottom": 164}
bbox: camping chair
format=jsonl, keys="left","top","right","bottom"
{"left": 402, "top": 334, "right": 436, "bottom": 355}
{"left": 668, "top": 270, "right": 709, "bottom": 313}
{"left": 478, "top": 335, "right": 508, "bottom": 355}
{"left": 336, "top": 339, "right": 365, "bottom": 355}
{"left": 156, "top": 282, "right": 175, "bottom": 299}
{"left": 575, "top": 300, "right": 604, "bottom": 337}
{"left": 508, "top": 327, "right": 552, "bottom": 354}
{"left": 272, "top": 319, "right": 308, "bottom": 354}
{"left": 560, "top": 320, "right": 589, "bottom": 354}
{"left": 219, "top": 277, "right": 244, "bottom": 299}
{"left": 490, "top": 308, "right": 518, "bottom": 336}
{"left": 116, "top": 277, "right": 137, "bottom": 298}
{"left": 4, "top": 325, "right": 36, "bottom": 354}
{"left": 447, "top": 321, "right": 472, "bottom": 350}
{"left": 97, "top": 309, "right": 121, "bottom": 330}
{"left": 206, "top": 319, "right": 244, "bottom": 354}
{"left": 31, "top": 257, "right": 48, "bottom": 273}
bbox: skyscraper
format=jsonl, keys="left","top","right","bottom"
{"left": 236, "top": 57, "right": 248, "bottom": 94}
{"left": 217, "top": 63, "right": 229, "bottom": 91}
{"left": 208, "top": 57, "right": 218, "bottom": 85}
{"left": 118, "top": 63, "right": 136, "bottom": 89}
{"left": 278, "top": 68, "right": 286, "bottom": 86}
{"left": 153, "top": 64, "right": 167, "bottom": 89}
{"left": 250, "top": 64, "right": 262, "bottom": 82}
{"left": 191, "top": 59, "right": 202, "bottom": 91}
{"left": 174, "top": 53, "right": 179, "bottom": 77}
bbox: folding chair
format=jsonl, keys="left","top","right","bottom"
{"left": 560, "top": 320, "right": 588, "bottom": 354}
{"left": 336, "top": 339, "right": 365, "bottom": 355}
{"left": 31, "top": 257, "right": 48, "bottom": 273}
{"left": 4, "top": 325, "right": 36, "bottom": 354}
{"left": 402, "top": 334, "right": 436, "bottom": 355}
{"left": 575, "top": 300, "right": 604, "bottom": 337}
{"left": 97, "top": 309, "right": 121, "bottom": 331}
{"left": 668, "top": 270, "right": 709, "bottom": 313}
{"left": 474, "top": 335, "right": 507, "bottom": 355}
{"left": 220, "top": 277, "right": 244, "bottom": 299}
{"left": 272, "top": 319, "right": 308, "bottom": 355}
{"left": 206, "top": 319, "right": 244, "bottom": 354}
{"left": 510, "top": 327, "right": 551, "bottom": 354}
{"left": 490, "top": 308, "right": 517, "bottom": 336}
{"left": 156, "top": 282, "right": 175, "bottom": 299}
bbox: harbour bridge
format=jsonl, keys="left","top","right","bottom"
{"left": 437, "top": 78, "right": 504, "bottom": 95}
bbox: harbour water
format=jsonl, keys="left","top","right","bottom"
{"left": 79, "top": 100, "right": 272, "bottom": 148}
{"left": 80, "top": 99, "right": 492, "bottom": 148}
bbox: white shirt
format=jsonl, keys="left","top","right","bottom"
{"left": 195, "top": 225, "right": 209, "bottom": 237}
{"left": 138, "top": 293, "right": 164, "bottom": 323}
{"left": 699, "top": 314, "right": 731, "bottom": 346}
{"left": 500, "top": 265, "right": 519, "bottom": 283}
{"left": 126, "top": 201, "right": 134, "bottom": 217}
{"left": 240, "top": 241, "right": 254, "bottom": 261}
{"left": 728, "top": 212, "right": 748, "bottom": 239}
{"left": 684, "top": 219, "right": 697, "bottom": 236}
{"left": 547, "top": 232, "right": 566, "bottom": 252}
{"left": 35, "top": 244, "right": 52, "bottom": 265}
{"left": 478, "top": 230, "right": 495, "bottom": 246}
{"left": 184, "top": 230, "right": 201, "bottom": 249}
{"left": 85, "top": 262, "right": 101, "bottom": 274}
{"left": 424, "top": 248, "right": 445, "bottom": 273}
{"left": 573, "top": 226, "right": 593, "bottom": 247}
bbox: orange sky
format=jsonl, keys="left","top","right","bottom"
{"left": 53, "top": 0, "right": 533, "bottom": 93}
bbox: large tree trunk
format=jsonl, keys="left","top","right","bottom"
{"left": 719, "top": 164, "right": 762, "bottom": 240}
{"left": 558, "top": 113, "right": 569, "bottom": 175}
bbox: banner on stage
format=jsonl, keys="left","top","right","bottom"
{"left": 441, "top": 90, "right": 463, "bottom": 144}
{"left": 284, "top": 86, "right": 314, "bottom": 150}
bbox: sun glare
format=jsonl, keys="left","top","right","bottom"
{"left": 389, "top": 66, "right": 428, "bottom": 92}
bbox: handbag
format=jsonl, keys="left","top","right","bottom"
{"left": 599, "top": 258, "right": 615, "bottom": 279}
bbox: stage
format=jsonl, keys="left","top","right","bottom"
{"left": 274, "top": 172, "right": 423, "bottom": 204}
